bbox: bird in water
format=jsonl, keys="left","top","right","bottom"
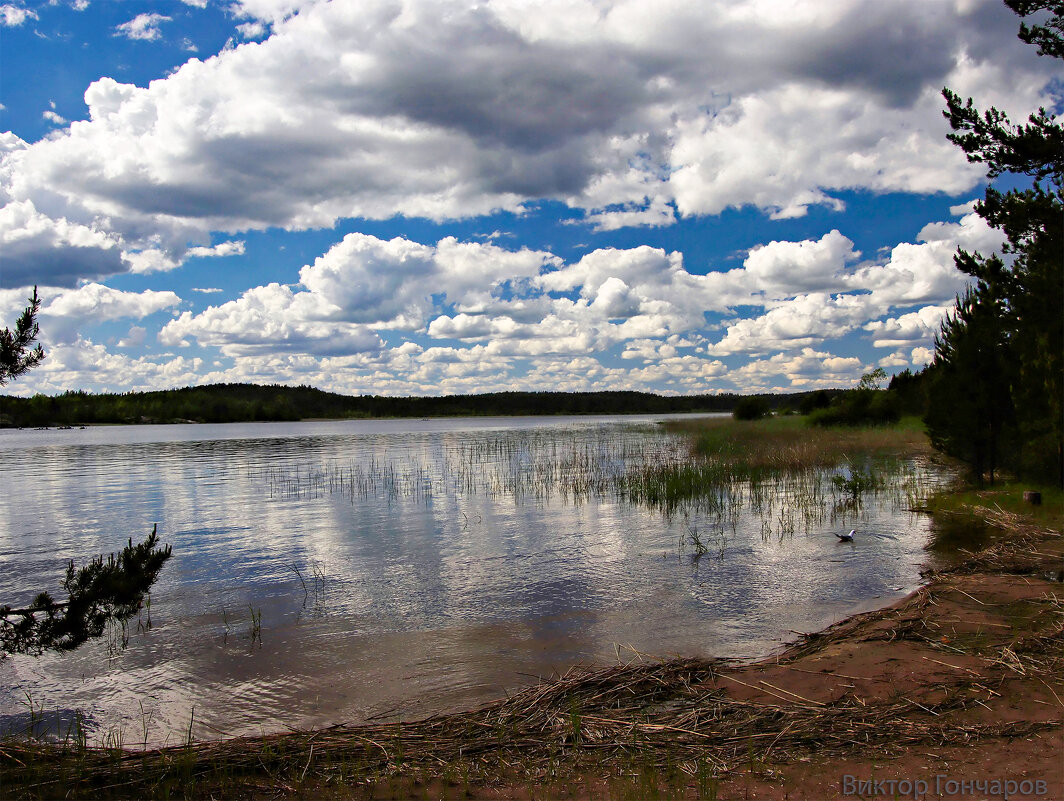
{"left": 836, "top": 529, "right": 856, "bottom": 542}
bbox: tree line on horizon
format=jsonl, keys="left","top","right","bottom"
{"left": 0, "top": 383, "right": 848, "bottom": 427}
{"left": 4, "top": 6, "right": 1059, "bottom": 489}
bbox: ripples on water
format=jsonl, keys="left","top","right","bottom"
{"left": 0, "top": 416, "right": 950, "bottom": 746}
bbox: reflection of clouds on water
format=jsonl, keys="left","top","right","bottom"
{"left": 0, "top": 416, "right": 951, "bottom": 745}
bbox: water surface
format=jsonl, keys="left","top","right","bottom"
{"left": 0, "top": 415, "right": 947, "bottom": 745}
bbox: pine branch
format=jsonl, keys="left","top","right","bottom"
{"left": 1008, "top": 0, "right": 1064, "bottom": 58}
{"left": 0, "top": 286, "right": 45, "bottom": 386}
{"left": 1, "top": 526, "right": 173, "bottom": 655}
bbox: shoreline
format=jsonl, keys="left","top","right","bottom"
{"left": 3, "top": 504, "right": 1061, "bottom": 799}
{"left": 0, "top": 409, "right": 727, "bottom": 429}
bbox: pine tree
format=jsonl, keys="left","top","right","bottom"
{"left": 928, "top": 0, "right": 1063, "bottom": 485}
{"left": 926, "top": 286, "right": 1015, "bottom": 484}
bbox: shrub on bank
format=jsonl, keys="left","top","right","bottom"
{"left": 807, "top": 394, "right": 900, "bottom": 427}
{"left": 807, "top": 369, "right": 900, "bottom": 427}
{"left": 732, "top": 397, "right": 771, "bottom": 421}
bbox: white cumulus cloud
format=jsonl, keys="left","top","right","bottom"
{"left": 115, "top": 13, "right": 171, "bottom": 41}
{"left": 37, "top": 283, "right": 182, "bottom": 344}
{"left": 0, "top": 4, "right": 36, "bottom": 26}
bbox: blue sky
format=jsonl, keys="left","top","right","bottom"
{"left": 0, "top": 0, "right": 1057, "bottom": 397}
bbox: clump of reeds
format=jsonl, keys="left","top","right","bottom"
{"left": 668, "top": 415, "right": 931, "bottom": 467}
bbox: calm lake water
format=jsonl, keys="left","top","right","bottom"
{"left": 0, "top": 415, "right": 948, "bottom": 746}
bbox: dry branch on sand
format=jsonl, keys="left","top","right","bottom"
{"left": 4, "top": 646, "right": 1060, "bottom": 799}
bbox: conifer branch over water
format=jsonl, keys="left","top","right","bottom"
{"left": 0, "top": 527, "right": 172, "bottom": 656}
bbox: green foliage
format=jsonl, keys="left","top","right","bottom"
{"left": 0, "top": 287, "right": 45, "bottom": 386}
{"left": 0, "top": 526, "right": 173, "bottom": 655}
{"left": 857, "top": 368, "right": 886, "bottom": 391}
{"left": 928, "top": 1, "right": 1063, "bottom": 486}
{"left": 831, "top": 466, "right": 879, "bottom": 501}
{"left": 0, "top": 384, "right": 756, "bottom": 427}
{"left": 731, "top": 396, "right": 770, "bottom": 421}
{"left": 886, "top": 369, "right": 927, "bottom": 417}
{"left": 1011, "top": 0, "right": 1064, "bottom": 56}
{"left": 925, "top": 286, "right": 1015, "bottom": 484}
{"left": 1, "top": 383, "right": 892, "bottom": 428}
{"left": 807, "top": 369, "right": 900, "bottom": 427}
{"left": 797, "top": 390, "right": 832, "bottom": 416}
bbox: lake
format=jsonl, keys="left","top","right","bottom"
{"left": 0, "top": 415, "right": 948, "bottom": 746}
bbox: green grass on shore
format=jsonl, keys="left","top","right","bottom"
{"left": 666, "top": 414, "right": 930, "bottom": 469}
{"left": 620, "top": 414, "right": 934, "bottom": 513}
{"left": 926, "top": 481, "right": 1063, "bottom": 529}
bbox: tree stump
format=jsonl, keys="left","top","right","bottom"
{"left": 1023, "top": 490, "right": 1042, "bottom": 505}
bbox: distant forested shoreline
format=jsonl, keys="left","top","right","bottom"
{"left": 0, "top": 383, "right": 844, "bottom": 427}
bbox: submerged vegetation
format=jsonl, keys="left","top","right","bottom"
{"left": 620, "top": 415, "right": 934, "bottom": 518}
{"left": 246, "top": 414, "right": 944, "bottom": 553}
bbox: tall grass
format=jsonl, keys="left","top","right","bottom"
{"left": 622, "top": 416, "right": 936, "bottom": 519}
{"left": 670, "top": 414, "right": 930, "bottom": 470}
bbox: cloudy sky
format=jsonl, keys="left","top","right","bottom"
{"left": 0, "top": 0, "right": 1056, "bottom": 397}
